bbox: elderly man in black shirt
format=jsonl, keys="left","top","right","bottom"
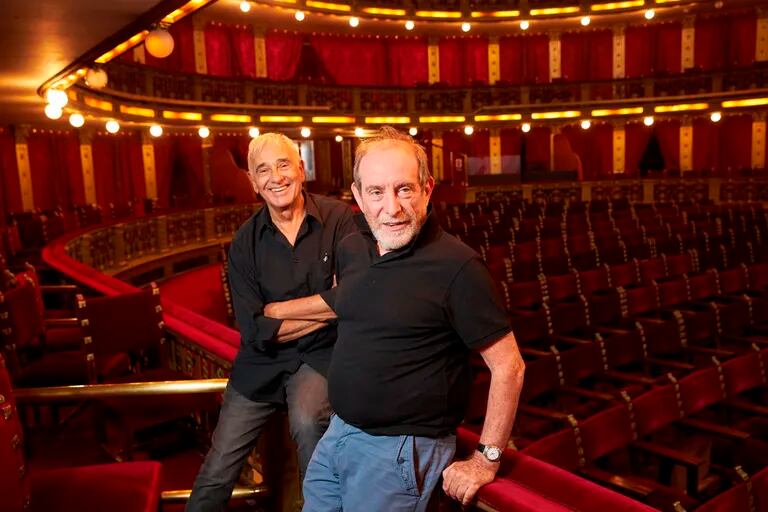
{"left": 266, "top": 127, "right": 525, "bottom": 511}
{"left": 186, "top": 133, "right": 355, "bottom": 512}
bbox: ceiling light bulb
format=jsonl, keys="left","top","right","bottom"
{"left": 354, "top": 127, "right": 364, "bottom": 137}
{"left": 405, "top": 20, "right": 415, "bottom": 30}
{"left": 710, "top": 112, "right": 722, "bottom": 123}
{"left": 150, "top": 124, "right": 163, "bottom": 137}
{"left": 198, "top": 126, "right": 210, "bottom": 138}
{"left": 295, "top": 10, "right": 305, "bottom": 21}
{"left": 145, "top": 28, "right": 175, "bottom": 59}
{"left": 464, "top": 125, "right": 474, "bottom": 135}
{"left": 249, "top": 127, "right": 260, "bottom": 138}
{"left": 521, "top": 123, "right": 531, "bottom": 133}
{"left": 335, "top": 135, "right": 343, "bottom": 142}
{"left": 239, "top": 1, "right": 251, "bottom": 13}
{"left": 409, "top": 127, "right": 418, "bottom": 136}
{"left": 520, "top": 20, "right": 530, "bottom": 30}
{"left": 349, "top": 16, "right": 359, "bottom": 28}
{"left": 46, "top": 89, "right": 69, "bottom": 108}
{"left": 85, "top": 68, "right": 108, "bottom": 89}
{"left": 580, "top": 120, "right": 591, "bottom": 130}
{"left": 44, "top": 104, "right": 62, "bottom": 120}
{"left": 580, "top": 16, "right": 591, "bottom": 26}
{"left": 644, "top": 9, "right": 655, "bottom": 20}
{"left": 461, "top": 22, "right": 471, "bottom": 33}
{"left": 105, "top": 120, "right": 120, "bottom": 133}
{"left": 643, "top": 116, "right": 654, "bottom": 127}
{"left": 69, "top": 113, "right": 85, "bottom": 128}
{"left": 301, "top": 127, "right": 311, "bottom": 138}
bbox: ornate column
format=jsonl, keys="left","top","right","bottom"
{"left": 341, "top": 139, "right": 353, "bottom": 188}
{"left": 752, "top": 112, "right": 766, "bottom": 170}
{"left": 141, "top": 131, "right": 158, "bottom": 200}
{"left": 549, "top": 32, "right": 561, "bottom": 81}
{"left": 681, "top": 16, "right": 696, "bottom": 71}
{"left": 679, "top": 117, "right": 693, "bottom": 171}
{"left": 488, "top": 36, "right": 500, "bottom": 85}
{"left": 133, "top": 45, "right": 146, "bottom": 64}
{"left": 612, "top": 121, "right": 626, "bottom": 174}
{"left": 78, "top": 128, "right": 97, "bottom": 205}
{"left": 489, "top": 128, "right": 502, "bottom": 174}
{"left": 612, "top": 25, "right": 626, "bottom": 79}
{"left": 757, "top": 8, "right": 768, "bottom": 62}
{"left": 253, "top": 27, "right": 268, "bottom": 78}
{"left": 193, "top": 17, "right": 208, "bottom": 75}
{"left": 428, "top": 37, "right": 440, "bottom": 84}
{"left": 431, "top": 131, "right": 444, "bottom": 182}
{"left": 14, "top": 126, "right": 34, "bottom": 211}
{"left": 201, "top": 135, "right": 213, "bottom": 196}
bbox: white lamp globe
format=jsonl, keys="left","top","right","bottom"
{"left": 85, "top": 68, "right": 108, "bottom": 89}
{"left": 145, "top": 28, "right": 175, "bottom": 59}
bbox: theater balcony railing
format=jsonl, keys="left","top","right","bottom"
{"left": 68, "top": 61, "right": 768, "bottom": 127}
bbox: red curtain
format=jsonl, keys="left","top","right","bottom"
{"left": 27, "top": 131, "right": 84, "bottom": 212}
{"left": 152, "top": 138, "right": 173, "bottom": 209}
{"left": 204, "top": 23, "right": 256, "bottom": 78}
{"left": 694, "top": 16, "right": 725, "bottom": 71}
{"left": 692, "top": 118, "right": 720, "bottom": 173}
{"left": 465, "top": 37, "right": 489, "bottom": 85}
{"left": 654, "top": 120, "right": 680, "bottom": 171}
{"left": 0, "top": 129, "right": 21, "bottom": 218}
{"left": 523, "top": 35, "right": 550, "bottom": 84}
{"left": 386, "top": 37, "right": 428, "bottom": 86}
{"left": 91, "top": 132, "right": 144, "bottom": 209}
{"left": 655, "top": 23, "right": 682, "bottom": 75}
{"left": 144, "top": 17, "right": 195, "bottom": 73}
{"left": 442, "top": 130, "right": 467, "bottom": 183}
{"left": 719, "top": 114, "right": 752, "bottom": 173}
{"left": 625, "top": 25, "right": 653, "bottom": 78}
{"left": 526, "top": 127, "right": 551, "bottom": 172}
{"left": 265, "top": 30, "right": 303, "bottom": 81}
{"left": 312, "top": 34, "right": 387, "bottom": 86}
{"left": 211, "top": 135, "right": 256, "bottom": 203}
{"left": 167, "top": 135, "right": 206, "bottom": 208}
{"left": 499, "top": 36, "right": 524, "bottom": 84}
{"left": 500, "top": 128, "right": 522, "bottom": 175}
{"left": 467, "top": 130, "right": 490, "bottom": 176}
{"left": 438, "top": 37, "right": 489, "bottom": 86}
{"left": 726, "top": 13, "right": 757, "bottom": 68}
{"left": 625, "top": 122, "right": 653, "bottom": 176}
{"left": 562, "top": 123, "right": 613, "bottom": 180}
{"left": 560, "top": 30, "right": 612, "bottom": 82}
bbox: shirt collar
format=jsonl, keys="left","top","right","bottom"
{"left": 256, "top": 191, "right": 322, "bottom": 239}
{"left": 356, "top": 204, "right": 440, "bottom": 261}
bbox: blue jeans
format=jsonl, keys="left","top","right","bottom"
{"left": 186, "top": 364, "right": 331, "bottom": 512}
{"left": 302, "top": 415, "right": 456, "bottom": 512}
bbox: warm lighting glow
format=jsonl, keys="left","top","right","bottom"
{"left": 145, "top": 28, "right": 175, "bottom": 59}
{"left": 475, "top": 114, "right": 522, "bottom": 122}
{"left": 312, "top": 116, "right": 355, "bottom": 124}
{"left": 239, "top": 1, "right": 251, "bottom": 12}
{"left": 162, "top": 0, "right": 214, "bottom": 24}
{"left": 249, "top": 127, "right": 260, "bottom": 138}
{"left": 722, "top": 98, "right": 768, "bottom": 108}
{"left": 530, "top": 6, "right": 580, "bottom": 15}
{"left": 349, "top": 16, "right": 359, "bottom": 27}
{"left": 119, "top": 105, "right": 155, "bottom": 117}
{"left": 306, "top": 0, "right": 350, "bottom": 11}
{"left": 591, "top": 107, "right": 644, "bottom": 117}
{"left": 295, "top": 10, "right": 305, "bottom": 21}
{"left": 409, "top": 127, "right": 418, "bottom": 136}
{"left": 335, "top": 134, "right": 343, "bottom": 142}
{"left": 590, "top": 0, "right": 644, "bottom": 11}
{"left": 471, "top": 10, "right": 519, "bottom": 18}
{"left": 364, "top": 116, "right": 410, "bottom": 124}
{"left": 521, "top": 123, "right": 531, "bottom": 133}
{"left": 301, "top": 127, "right": 311, "bottom": 138}
{"left": 463, "top": 125, "right": 474, "bottom": 135}
{"left": 581, "top": 120, "right": 591, "bottom": 130}
{"left": 198, "top": 126, "right": 210, "bottom": 138}
{"left": 415, "top": 10, "right": 462, "bottom": 18}
{"left": 44, "top": 104, "right": 62, "bottom": 120}
{"left": 363, "top": 7, "right": 406, "bottom": 16}
{"left": 532, "top": 110, "right": 580, "bottom": 120}
{"left": 520, "top": 20, "right": 530, "bottom": 30}
{"left": 210, "top": 114, "right": 251, "bottom": 123}
{"left": 644, "top": 9, "right": 655, "bottom": 19}
{"left": 261, "top": 115, "right": 303, "bottom": 123}
{"left": 461, "top": 22, "right": 472, "bottom": 32}
{"left": 643, "top": 116, "right": 654, "bottom": 127}
{"left": 84, "top": 97, "right": 113, "bottom": 111}
{"left": 419, "top": 115, "right": 466, "bottom": 123}
{"left": 654, "top": 103, "right": 708, "bottom": 113}
{"left": 105, "top": 120, "right": 120, "bottom": 133}
{"left": 85, "top": 68, "right": 108, "bottom": 89}
{"left": 46, "top": 89, "right": 68, "bottom": 108}
{"left": 163, "top": 111, "right": 202, "bottom": 121}
{"left": 405, "top": 20, "right": 415, "bottom": 30}
{"left": 69, "top": 113, "right": 85, "bottom": 128}
{"left": 150, "top": 125, "right": 163, "bottom": 137}
{"left": 94, "top": 31, "right": 148, "bottom": 64}
{"left": 710, "top": 112, "right": 722, "bottom": 122}
{"left": 354, "top": 127, "right": 365, "bottom": 137}
{"left": 580, "top": 16, "right": 591, "bottom": 26}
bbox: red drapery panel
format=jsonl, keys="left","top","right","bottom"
{"left": 438, "top": 37, "right": 489, "bottom": 86}
{"left": 499, "top": 36, "right": 524, "bottom": 84}
{"left": 312, "top": 35, "right": 387, "bottom": 86}
{"left": 210, "top": 135, "right": 256, "bottom": 203}
{"left": 442, "top": 130, "right": 467, "bottom": 183}
{"left": 654, "top": 120, "right": 680, "bottom": 171}
{"left": 438, "top": 38, "right": 462, "bottom": 86}
{"left": 91, "top": 133, "right": 144, "bottom": 209}
{"left": 692, "top": 118, "right": 720, "bottom": 173}
{"left": 204, "top": 23, "right": 256, "bottom": 78}
{"left": 625, "top": 25, "right": 653, "bottom": 78}
{"left": 167, "top": 135, "right": 205, "bottom": 208}
{"left": 265, "top": 30, "right": 303, "bottom": 81}
{"left": 525, "top": 127, "right": 551, "bottom": 172}
{"left": 143, "top": 18, "right": 195, "bottom": 73}
{"left": 726, "top": 13, "right": 757, "bottom": 68}
{"left": 625, "top": 122, "right": 652, "bottom": 176}
{"left": 0, "top": 129, "right": 21, "bottom": 217}
{"left": 27, "top": 131, "right": 84, "bottom": 211}
{"left": 523, "top": 35, "right": 550, "bottom": 84}
{"left": 465, "top": 37, "right": 489, "bottom": 85}
{"left": 500, "top": 128, "right": 522, "bottom": 176}
{"left": 560, "top": 30, "right": 612, "bottom": 82}
{"left": 719, "top": 115, "right": 752, "bottom": 173}
{"left": 467, "top": 130, "right": 490, "bottom": 176}
{"left": 654, "top": 23, "right": 682, "bottom": 75}
{"left": 152, "top": 138, "right": 173, "bottom": 209}
{"left": 562, "top": 123, "right": 613, "bottom": 180}
{"left": 694, "top": 16, "right": 725, "bottom": 71}
{"left": 386, "top": 37, "right": 428, "bottom": 86}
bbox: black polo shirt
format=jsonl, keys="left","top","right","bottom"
{"left": 228, "top": 193, "right": 355, "bottom": 403}
{"left": 325, "top": 209, "right": 511, "bottom": 437}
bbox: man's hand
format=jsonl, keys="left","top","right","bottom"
{"left": 441, "top": 453, "right": 498, "bottom": 506}
{"left": 263, "top": 301, "right": 283, "bottom": 319}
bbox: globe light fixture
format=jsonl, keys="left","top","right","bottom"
{"left": 295, "top": 10, "right": 305, "bottom": 21}
{"left": 409, "top": 127, "right": 418, "bottom": 136}
{"left": 349, "top": 17, "right": 359, "bottom": 28}
{"left": 710, "top": 112, "right": 722, "bottom": 123}
{"left": 239, "top": 1, "right": 251, "bottom": 13}
{"left": 69, "top": 113, "right": 85, "bottom": 128}
{"left": 46, "top": 89, "right": 68, "bottom": 108}
{"left": 249, "top": 127, "right": 260, "bottom": 138}
{"left": 580, "top": 16, "right": 591, "bottom": 26}
{"left": 44, "top": 104, "right": 62, "bottom": 120}
{"left": 644, "top": 9, "right": 655, "bottom": 20}
{"left": 520, "top": 20, "right": 530, "bottom": 30}
{"left": 580, "top": 119, "right": 591, "bottom": 130}
{"left": 464, "top": 125, "right": 474, "bottom": 135}
{"left": 150, "top": 124, "right": 164, "bottom": 137}
{"left": 461, "top": 22, "right": 471, "bottom": 33}
{"left": 301, "top": 127, "right": 311, "bottom": 138}
{"left": 335, "top": 135, "right": 343, "bottom": 142}
{"left": 85, "top": 68, "right": 108, "bottom": 89}
{"left": 106, "top": 120, "right": 120, "bottom": 134}
{"left": 643, "top": 116, "right": 654, "bottom": 127}
{"left": 521, "top": 123, "right": 531, "bottom": 133}
{"left": 145, "top": 28, "right": 175, "bottom": 59}
{"left": 354, "top": 127, "right": 364, "bottom": 137}
{"left": 198, "top": 126, "right": 210, "bottom": 138}
{"left": 405, "top": 20, "right": 415, "bottom": 30}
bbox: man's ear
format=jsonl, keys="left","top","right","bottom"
{"left": 351, "top": 182, "right": 363, "bottom": 210}
{"left": 247, "top": 171, "right": 260, "bottom": 196}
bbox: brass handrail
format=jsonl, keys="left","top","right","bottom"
{"left": 160, "top": 484, "right": 269, "bottom": 503}
{"left": 14, "top": 378, "right": 228, "bottom": 402}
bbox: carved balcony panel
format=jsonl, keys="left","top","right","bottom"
{"left": 359, "top": 88, "right": 408, "bottom": 114}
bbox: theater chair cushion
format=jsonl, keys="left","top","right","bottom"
{"left": 15, "top": 352, "right": 129, "bottom": 387}
{"left": 30, "top": 461, "right": 162, "bottom": 512}
{"left": 43, "top": 325, "right": 83, "bottom": 351}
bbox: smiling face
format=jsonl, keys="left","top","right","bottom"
{"left": 248, "top": 138, "right": 305, "bottom": 212}
{"left": 351, "top": 142, "right": 433, "bottom": 254}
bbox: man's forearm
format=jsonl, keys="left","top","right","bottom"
{"left": 264, "top": 294, "right": 336, "bottom": 322}
{"left": 273, "top": 319, "right": 328, "bottom": 343}
{"left": 478, "top": 363, "right": 524, "bottom": 450}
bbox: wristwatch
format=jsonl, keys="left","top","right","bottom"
{"left": 477, "top": 443, "right": 502, "bottom": 463}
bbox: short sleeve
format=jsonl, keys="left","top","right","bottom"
{"left": 446, "top": 257, "right": 511, "bottom": 349}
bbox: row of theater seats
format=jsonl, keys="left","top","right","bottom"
{"left": 441, "top": 196, "right": 768, "bottom": 510}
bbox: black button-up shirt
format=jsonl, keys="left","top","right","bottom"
{"left": 326, "top": 209, "right": 511, "bottom": 437}
{"left": 228, "top": 193, "right": 356, "bottom": 403}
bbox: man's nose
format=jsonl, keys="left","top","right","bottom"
{"left": 382, "top": 190, "right": 402, "bottom": 216}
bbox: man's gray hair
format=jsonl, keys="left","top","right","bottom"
{"left": 247, "top": 132, "right": 300, "bottom": 173}
{"left": 353, "top": 126, "right": 431, "bottom": 189}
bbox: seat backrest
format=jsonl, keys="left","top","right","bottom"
{"left": 610, "top": 261, "right": 641, "bottom": 288}
{"left": 723, "top": 350, "right": 767, "bottom": 397}
{"left": 0, "top": 274, "right": 44, "bottom": 353}
{"left": 632, "top": 383, "right": 683, "bottom": 437}
{"left": 580, "top": 405, "right": 634, "bottom": 461}
{"left": 679, "top": 366, "right": 727, "bottom": 416}
{"left": 0, "top": 354, "right": 31, "bottom": 511}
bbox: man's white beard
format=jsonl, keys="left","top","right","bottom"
{"left": 371, "top": 215, "right": 426, "bottom": 252}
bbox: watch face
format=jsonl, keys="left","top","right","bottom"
{"left": 486, "top": 446, "right": 502, "bottom": 461}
